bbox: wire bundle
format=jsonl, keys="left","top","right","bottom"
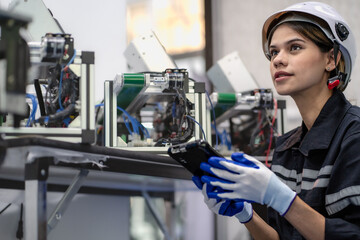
{"left": 95, "top": 104, "right": 150, "bottom": 138}
{"left": 25, "top": 94, "right": 38, "bottom": 127}
{"left": 58, "top": 50, "right": 77, "bottom": 110}
{"left": 117, "top": 106, "right": 150, "bottom": 138}
{"left": 35, "top": 50, "right": 78, "bottom": 126}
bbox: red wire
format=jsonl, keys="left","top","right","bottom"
{"left": 265, "top": 98, "right": 278, "bottom": 168}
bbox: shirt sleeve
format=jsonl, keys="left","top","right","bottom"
{"left": 325, "top": 131, "right": 360, "bottom": 239}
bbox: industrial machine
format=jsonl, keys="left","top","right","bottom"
{"left": 0, "top": 32, "right": 96, "bottom": 143}
{"left": 206, "top": 52, "right": 284, "bottom": 158}
{"left": 209, "top": 89, "right": 278, "bottom": 157}
{"left": 210, "top": 89, "right": 274, "bottom": 123}
{"left": 101, "top": 68, "right": 210, "bottom": 151}
{"left": 0, "top": 0, "right": 96, "bottom": 143}
{"left": 95, "top": 31, "right": 211, "bottom": 151}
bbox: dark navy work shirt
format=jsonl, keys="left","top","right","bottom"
{"left": 268, "top": 90, "right": 360, "bottom": 239}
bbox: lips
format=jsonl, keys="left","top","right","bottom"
{"left": 274, "top": 71, "right": 293, "bottom": 81}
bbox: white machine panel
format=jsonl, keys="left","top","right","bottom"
{"left": 124, "top": 32, "right": 176, "bottom": 72}
{"left": 9, "top": 0, "right": 63, "bottom": 41}
{"left": 207, "top": 51, "right": 259, "bottom": 93}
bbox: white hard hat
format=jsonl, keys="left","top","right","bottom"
{"left": 262, "top": 2, "right": 356, "bottom": 91}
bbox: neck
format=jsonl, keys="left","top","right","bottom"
{"left": 292, "top": 88, "right": 333, "bottom": 130}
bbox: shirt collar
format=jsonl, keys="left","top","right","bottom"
{"left": 275, "top": 90, "right": 352, "bottom": 156}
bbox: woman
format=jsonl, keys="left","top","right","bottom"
{"left": 197, "top": 2, "right": 360, "bottom": 239}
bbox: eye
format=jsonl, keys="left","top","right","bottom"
{"left": 290, "top": 44, "right": 302, "bottom": 52}
{"left": 269, "top": 49, "right": 279, "bottom": 58}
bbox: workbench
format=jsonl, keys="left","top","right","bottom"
{"left": 0, "top": 137, "right": 191, "bottom": 240}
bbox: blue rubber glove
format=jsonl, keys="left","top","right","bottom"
{"left": 200, "top": 152, "right": 296, "bottom": 216}
{"left": 192, "top": 175, "right": 204, "bottom": 190}
{"left": 192, "top": 175, "right": 253, "bottom": 223}
{"left": 202, "top": 182, "right": 253, "bottom": 223}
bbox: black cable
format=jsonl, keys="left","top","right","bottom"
{"left": 45, "top": 84, "right": 50, "bottom": 115}
{"left": 37, "top": 104, "right": 75, "bottom": 124}
{"left": 34, "top": 79, "right": 46, "bottom": 116}
{"left": 176, "top": 90, "right": 187, "bottom": 135}
{"left": 16, "top": 203, "right": 23, "bottom": 240}
{"left": 0, "top": 145, "right": 5, "bottom": 166}
{"left": 46, "top": 65, "right": 61, "bottom": 115}
{"left": 0, "top": 203, "right": 11, "bottom": 215}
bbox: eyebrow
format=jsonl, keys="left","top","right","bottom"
{"left": 269, "top": 38, "right": 306, "bottom": 49}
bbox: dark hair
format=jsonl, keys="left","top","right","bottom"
{"left": 268, "top": 21, "right": 345, "bottom": 80}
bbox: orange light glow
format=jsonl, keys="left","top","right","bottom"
{"left": 126, "top": 0, "right": 205, "bottom": 55}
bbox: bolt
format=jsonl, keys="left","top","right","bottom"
{"left": 55, "top": 212, "right": 61, "bottom": 220}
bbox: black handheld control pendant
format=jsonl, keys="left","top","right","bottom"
{"left": 168, "top": 140, "right": 223, "bottom": 176}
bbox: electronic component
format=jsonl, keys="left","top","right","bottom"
{"left": 30, "top": 33, "right": 75, "bottom": 64}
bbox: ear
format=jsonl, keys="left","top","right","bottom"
{"left": 326, "top": 48, "right": 342, "bottom": 72}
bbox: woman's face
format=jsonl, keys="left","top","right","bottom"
{"left": 269, "top": 24, "right": 330, "bottom": 97}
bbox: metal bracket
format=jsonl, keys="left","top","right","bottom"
{"left": 47, "top": 168, "right": 89, "bottom": 233}
{"left": 142, "top": 191, "right": 173, "bottom": 240}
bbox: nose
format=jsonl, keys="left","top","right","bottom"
{"left": 272, "top": 50, "right": 288, "bottom": 68}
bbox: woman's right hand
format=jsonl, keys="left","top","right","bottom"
{"left": 192, "top": 176, "right": 253, "bottom": 223}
